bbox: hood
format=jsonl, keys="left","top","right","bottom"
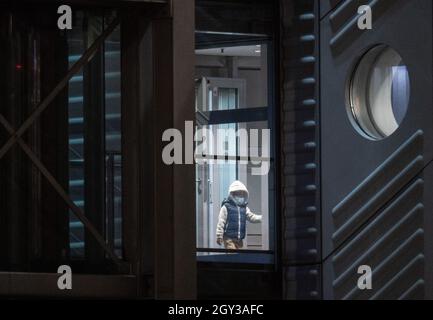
{"left": 228, "top": 180, "right": 249, "bottom": 197}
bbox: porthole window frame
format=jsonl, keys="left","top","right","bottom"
{"left": 346, "top": 44, "right": 411, "bottom": 141}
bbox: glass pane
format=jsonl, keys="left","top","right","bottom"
{"left": 217, "top": 88, "right": 238, "bottom": 110}
{"left": 67, "top": 13, "right": 122, "bottom": 260}
{"left": 105, "top": 25, "right": 121, "bottom": 152}
{"left": 197, "top": 121, "right": 269, "bottom": 158}
{"left": 195, "top": 33, "right": 272, "bottom": 257}
{"left": 348, "top": 45, "right": 410, "bottom": 140}
{"left": 0, "top": 8, "right": 72, "bottom": 271}
{"left": 195, "top": 160, "right": 270, "bottom": 251}
{"left": 68, "top": 11, "right": 86, "bottom": 258}
{"left": 0, "top": 7, "right": 123, "bottom": 273}
{"left": 195, "top": 121, "right": 271, "bottom": 251}
{"left": 195, "top": 44, "right": 268, "bottom": 111}
{"left": 104, "top": 24, "right": 122, "bottom": 258}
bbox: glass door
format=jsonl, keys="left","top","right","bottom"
{"left": 196, "top": 77, "right": 243, "bottom": 249}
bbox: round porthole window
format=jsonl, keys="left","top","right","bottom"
{"left": 348, "top": 45, "right": 410, "bottom": 140}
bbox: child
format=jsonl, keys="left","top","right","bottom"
{"left": 216, "top": 180, "right": 262, "bottom": 249}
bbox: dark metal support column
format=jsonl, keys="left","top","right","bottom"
{"left": 1, "top": 12, "right": 30, "bottom": 271}
{"left": 40, "top": 17, "right": 69, "bottom": 266}
{"left": 121, "top": 8, "right": 156, "bottom": 296}
{"left": 152, "top": 0, "right": 196, "bottom": 299}
{"left": 172, "top": 0, "right": 197, "bottom": 298}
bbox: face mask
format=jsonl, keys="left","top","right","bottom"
{"left": 234, "top": 196, "right": 246, "bottom": 206}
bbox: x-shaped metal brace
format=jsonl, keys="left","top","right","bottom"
{"left": 0, "top": 16, "right": 125, "bottom": 270}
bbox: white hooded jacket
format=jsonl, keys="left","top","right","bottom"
{"left": 216, "top": 181, "right": 262, "bottom": 240}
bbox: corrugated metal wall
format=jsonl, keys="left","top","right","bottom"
{"left": 320, "top": 0, "right": 433, "bottom": 300}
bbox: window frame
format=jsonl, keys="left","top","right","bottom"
{"left": 194, "top": 39, "right": 278, "bottom": 266}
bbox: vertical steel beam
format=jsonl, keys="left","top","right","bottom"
{"left": 152, "top": 0, "right": 196, "bottom": 299}
{"left": 171, "top": 0, "right": 196, "bottom": 299}
{"left": 39, "top": 14, "right": 69, "bottom": 265}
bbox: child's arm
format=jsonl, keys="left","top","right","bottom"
{"left": 216, "top": 206, "right": 228, "bottom": 243}
{"left": 246, "top": 207, "right": 262, "bottom": 223}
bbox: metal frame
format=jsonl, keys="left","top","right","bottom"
{"left": 0, "top": 272, "right": 137, "bottom": 297}
{"left": 151, "top": 0, "right": 197, "bottom": 298}
{"left": 195, "top": 2, "right": 281, "bottom": 298}
{"left": 0, "top": 16, "right": 123, "bottom": 268}
{"left": 0, "top": 0, "right": 196, "bottom": 299}
{"left": 106, "top": 150, "right": 122, "bottom": 254}
{"left": 194, "top": 41, "right": 277, "bottom": 262}
{"left": 83, "top": 12, "right": 109, "bottom": 263}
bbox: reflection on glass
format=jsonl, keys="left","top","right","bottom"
{"left": 218, "top": 88, "right": 238, "bottom": 110}
{"left": 104, "top": 23, "right": 122, "bottom": 258}
{"left": 67, "top": 12, "right": 86, "bottom": 258}
{"left": 391, "top": 66, "right": 410, "bottom": 125}
{"left": 67, "top": 14, "right": 122, "bottom": 259}
{"left": 349, "top": 45, "right": 410, "bottom": 140}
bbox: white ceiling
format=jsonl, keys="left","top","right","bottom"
{"left": 195, "top": 45, "right": 262, "bottom": 57}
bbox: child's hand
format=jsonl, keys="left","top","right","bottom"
{"left": 216, "top": 238, "right": 223, "bottom": 246}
